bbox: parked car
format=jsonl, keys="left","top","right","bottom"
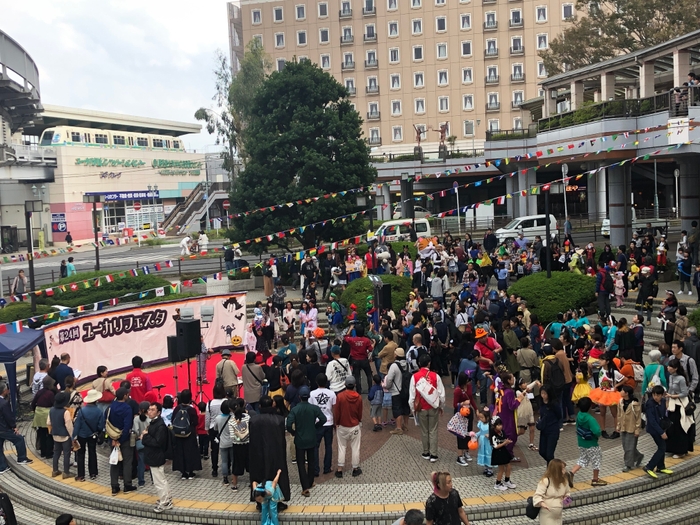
{"left": 372, "top": 219, "right": 431, "bottom": 242}
{"left": 495, "top": 214, "right": 558, "bottom": 244}
{"left": 392, "top": 205, "right": 431, "bottom": 220}
{"left": 600, "top": 208, "right": 668, "bottom": 237}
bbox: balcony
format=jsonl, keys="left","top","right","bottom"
{"left": 367, "top": 111, "right": 380, "bottom": 120}
{"left": 340, "top": 35, "right": 354, "bottom": 45}
{"left": 347, "top": 86, "right": 357, "bottom": 96}
{"left": 341, "top": 61, "right": 355, "bottom": 70}
{"left": 486, "top": 102, "right": 501, "bottom": 111}
{"left": 483, "top": 0, "right": 497, "bottom": 4}
{"left": 339, "top": 9, "right": 352, "bottom": 18}
{"left": 364, "top": 33, "right": 377, "bottom": 42}
{"left": 365, "top": 58, "right": 378, "bottom": 69}
{"left": 512, "top": 100, "right": 523, "bottom": 108}
{"left": 484, "top": 21, "right": 498, "bottom": 30}
{"left": 484, "top": 48, "right": 499, "bottom": 58}
{"left": 509, "top": 19, "right": 523, "bottom": 28}
{"left": 485, "top": 125, "right": 538, "bottom": 141}
{"left": 511, "top": 73, "right": 525, "bottom": 83}
{"left": 485, "top": 75, "right": 499, "bottom": 85}
{"left": 366, "top": 85, "right": 380, "bottom": 94}
{"left": 510, "top": 46, "right": 524, "bottom": 56}
{"left": 368, "top": 136, "right": 382, "bottom": 145}
{"left": 363, "top": 6, "right": 376, "bottom": 16}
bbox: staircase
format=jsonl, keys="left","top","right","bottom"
{"left": 162, "top": 182, "right": 231, "bottom": 235}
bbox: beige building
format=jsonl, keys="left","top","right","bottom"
{"left": 228, "top": 0, "right": 576, "bottom": 154}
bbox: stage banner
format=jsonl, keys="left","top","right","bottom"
{"left": 43, "top": 294, "right": 246, "bottom": 382}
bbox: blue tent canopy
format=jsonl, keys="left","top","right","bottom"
{"left": 0, "top": 329, "right": 47, "bottom": 414}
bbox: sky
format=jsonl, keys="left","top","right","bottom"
{"left": 2, "top": 0, "right": 231, "bottom": 152}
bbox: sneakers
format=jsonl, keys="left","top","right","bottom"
{"left": 389, "top": 428, "right": 404, "bottom": 435}
{"left": 659, "top": 469, "right": 674, "bottom": 475}
{"left": 16, "top": 459, "right": 33, "bottom": 465}
{"left": 335, "top": 470, "right": 343, "bottom": 478}
{"left": 678, "top": 291, "right": 684, "bottom": 295}
{"left": 222, "top": 476, "right": 229, "bottom": 485}
{"left": 494, "top": 481, "right": 508, "bottom": 491}
{"left": 636, "top": 455, "right": 645, "bottom": 468}
{"left": 372, "top": 424, "right": 383, "bottom": 432}
{"left": 212, "top": 469, "right": 218, "bottom": 477}
{"left": 457, "top": 457, "right": 468, "bottom": 466}
{"left": 609, "top": 431, "right": 620, "bottom": 439}
{"left": 352, "top": 468, "right": 362, "bottom": 477}
{"left": 601, "top": 430, "right": 610, "bottom": 439}
{"left": 591, "top": 479, "right": 609, "bottom": 486}
{"left": 0, "top": 467, "right": 10, "bottom": 474}
{"left": 622, "top": 466, "right": 631, "bottom": 472}
{"left": 503, "top": 480, "right": 517, "bottom": 489}
{"left": 231, "top": 485, "right": 239, "bottom": 491}
{"left": 429, "top": 455, "right": 439, "bottom": 463}
{"left": 187, "top": 473, "right": 196, "bottom": 479}
{"left": 51, "top": 470, "right": 61, "bottom": 478}
{"left": 154, "top": 500, "right": 173, "bottom": 513}
{"left": 123, "top": 486, "right": 137, "bottom": 493}
{"left": 421, "top": 453, "right": 431, "bottom": 460}
{"left": 645, "top": 469, "right": 658, "bottom": 479}
{"left": 483, "top": 468, "right": 494, "bottom": 477}
{"left": 689, "top": 291, "right": 693, "bottom": 296}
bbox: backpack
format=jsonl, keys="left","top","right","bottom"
{"left": 230, "top": 416, "right": 250, "bottom": 443}
{"left": 339, "top": 302, "right": 348, "bottom": 317}
{"left": 603, "top": 271, "right": 614, "bottom": 294}
{"left": 171, "top": 407, "right": 192, "bottom": 438}
{"left": 631, "top": 363, "right": 645, "bottom": 383}
{"left": 399, "top": 364, "right": 413, "bottom": 402}
{"left": 546, "top": 359, "right": 566, "bottom": 390}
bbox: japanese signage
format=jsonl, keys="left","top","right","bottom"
{"left": 85, "top": 190, "right": 160, "bottom": 201}
{"left": 51, "top": 213, "right": 67, "bottom": 233}
{"left": 153, "top": 159, "right": 202, "bottom": 176}
{"left": 99, "top": 172, "right": 122, "bottom": 179}
{"left": 75, "top": 158, "right": 146, "bottom": 168}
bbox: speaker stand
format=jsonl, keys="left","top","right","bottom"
{"left": 173, "top": 363, "right": 180, "bottom": 395}
{"left": 186, "top": 357, "right": 193, "bottom": 393}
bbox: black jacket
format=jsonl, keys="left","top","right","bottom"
{"left": 536, "top": 401, "right": 562, "bottom": 434}
{"left": 0, "top": 396, "right": 16, "bottom": 433}
{"left": 142, "top": 416, "right": 170, "bottom": 467}
{"left": 644, "top": 397, "right": 666, "bottom": 437}
{"left": 483, "top": 233, "right": 497, "bottom": 253}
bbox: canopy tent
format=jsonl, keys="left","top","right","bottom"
{"left": 0, "top": 329, "right": 47, "bottom": 414}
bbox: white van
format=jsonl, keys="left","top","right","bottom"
{"left": 495, "top": 214, "right": 558, "bottom": 244}
{"left": 372, "top": 219, "right": 431, "bottom": 242}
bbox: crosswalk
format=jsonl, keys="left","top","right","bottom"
{"left": 1, "top": 247, "right": 183, "bottom": 271}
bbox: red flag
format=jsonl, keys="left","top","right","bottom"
{"left": 154, "top": 263, "right": 162, "bottom": 271}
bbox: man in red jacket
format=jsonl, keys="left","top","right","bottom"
{"left": 344, "top": 325, "right": 374, "bottom": 394}
{"left": 126, "top": 356, "right": 152, "bottom": 404}
{"left": 334, "top": 376, "right": 363, "bottom": 478}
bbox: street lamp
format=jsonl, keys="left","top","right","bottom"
{"left": 83, "top": 194, "right": 104, "bottom": 270}
{"left": 356, "top": 194, "right": 374, "bottom": 231}
{"left": 543, "top": 184, "right": 552, "bottom": 278}
{"left": 153, "top": 185, "right": 159, "bottom": 229}
{"left": 24, "top": 200, "right": 43, "bottom": 312}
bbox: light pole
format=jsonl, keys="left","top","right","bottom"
{"left": 357, "top": 194, "right": 374, "bottom": 231}
{"left": 543, "top": 184, "right": 552, "bottom": 278}
{"left": 154, "top": 185, "right": 158, "bottom": 229}
{"left": 674, "top": 168, "right": 680, "bottom": 218}
{"left": 561, "top": 163, "right": 569, "bottom": 220}
{"left": 653, "top": 160, "right": 659, "bottom": 219}
{"left": 472, "top": 119, "right": 481, "bottom": 156}
{"left": 24, "top": 200, "right": 43, "bottom": 312}
{"left": 147, "top": 185, "right": 153, "bottom": 230}
{"left": 83, "top": 194, "right": 104, "bottom": 270}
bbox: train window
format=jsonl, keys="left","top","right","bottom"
{"left": 173, "top": 140, "right": 181, "bottom": 149}
{"left": 128, "top": 137, "right": 134, "bottom": 146}
{"left": 40, "top": 131, "right": 54, "bottom": 146}
{"left": 165, "top": 139, "right": 171, "bottom": 148}
{"left": 71, "top": 132, "right": 82, "bottom": 142}
{"left": 137, "top": 137, "right": 148, "bottom": 147}
{"left": 153, "top": 138, "right": 164, "bottom": 148}
{"left": 95, "top": 133, "right": 108, "bottom": 144}
{"left": 113, "top": 135, "right": 126, "bottom": 145}
{"left": 84, "top": 133, "right": 92, "bottom": 143}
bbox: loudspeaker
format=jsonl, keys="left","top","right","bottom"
{"left": 176, "top": 319, "right": 201, "bottom": 359}
{"left": 167, "top": 336, "right": 181, "bottom": 363}
{"left": 380, "top": 283, "right": 392, "bottom": 310}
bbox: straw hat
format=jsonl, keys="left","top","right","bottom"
{"left": 84, "top": 389, "right": 102, "bottom": 404}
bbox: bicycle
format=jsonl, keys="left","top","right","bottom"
{"left": 1, "top": 244, "right": 14, "bottom": 254}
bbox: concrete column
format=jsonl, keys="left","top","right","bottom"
{"left": 608, "top": 165, "right": 632, "bottom": 249}
{"left": 678, "top": 161, "right": 700, "bottom": 233}
{"left": 674, "top": 49, "right": 690, "bottom": 88}
{"left": 639, "top": 61, "right": 655, "bottom": 98}
{"left": 587, "top": 168, "right": 598, "bottom": 218}
{"left": 601, "top": 73, "right": 615, "bottom": 101}
{"left": 525, "top": 169, "right": 538, "bottom": 215}
{"left": 376, "top": 184, "right": 392, "bottom": 221}
{"left": 545, "top": 89, "right": 557, "bottom": 117}
{"left": 571, "top": 81, "right": 584, "bottom": 110}
{"left": 597, "top": 167, "right": 607, "bottom": 221}
{"left": 505, "top": 174, "right": 515, "bottom": 217}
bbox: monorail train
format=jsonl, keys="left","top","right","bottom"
{"left": 39, "top": 126, "right": 186, "bottom": 151}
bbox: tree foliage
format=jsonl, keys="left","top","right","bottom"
{"left": 228, "top": 59, "right": 376, "bottom": 253}
{"left": 540, "top": 0, "right": 700, "bottom": 76}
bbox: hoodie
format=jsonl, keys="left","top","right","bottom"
{"left": 334, "top": 389, "right": 363, "bottom": 428}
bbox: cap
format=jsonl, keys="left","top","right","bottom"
{"left": 394, "top": 347, "right": 405, "bottom": 358}
{"left": 222, "top": 349, "right": 232, "bottom": 356}
{"left": 475, "top": 327, "right": 487, "bottom": 339}
{"left": 139, "top": 401, "right": 151, "bottom": 411}
{"left": 299, "top": 386, "right": 311, "bottom": 398}
{"left": 345, "top": 376, "right": 356, "bottom": 387}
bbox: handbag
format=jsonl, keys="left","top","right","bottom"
{"left": 446, "top": 412, "right": 470, "bottom": 438}
{"left": 98, "top": 379, "right": 116, "bottom": 403}
{"left": 576, "top": 425, "right": 594, "bottom": 440}
{"left": 105, "top": 408, "right": 123, "bottom": 440}
{"left": 660, "top": 416, "right": 673, "bottom": 431}
{"left": 684, "top": 399, "right": 696, "bottom": 416}
{"left": 525, "top": 480, "right": 549, "bottom": 519}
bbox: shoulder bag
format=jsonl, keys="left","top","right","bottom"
{"left": 98, "top": 378, "right": 116, "bottom": 403}
{"left": 525, "top": 479, "right": 549, "bottom": 519}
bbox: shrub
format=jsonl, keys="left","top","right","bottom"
{"left": 689, "top": 308, "right": 700, "bottom": 331}
{"left": 339, "top": 274, "right": 413, "bottom": 321}
{"left": 355, "top": 242, "right": 418, "bottom": 260}
{"left": 0, "top": 302, "right": 54, "bottom": 323}
{"left": 140, "top": 292, "right": 199, "bottom": 305}
{"left": 507, "top": 271, "right": 596, "bottom": 324}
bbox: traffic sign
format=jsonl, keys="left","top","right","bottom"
{"left": 51, "top": 213, "right": 67, "bottom": 233}
{"left": 222, "top": 200, "right": 230, "bottom": 210}
{"left": 133, "top": 202, "right": 142, "bottom": 211}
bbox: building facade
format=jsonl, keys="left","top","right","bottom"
{"left": 229, "top": 0, "right": 576, "bottom": 154}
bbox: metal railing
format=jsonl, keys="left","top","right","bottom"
{"left": 340, "top": 35, "right": 354, "bottom": 44}
{"left": 365, "top": 59, "right": 378, "bottom": 68}
{"left": 347, "top": 86, "right": 356, "bottom": 96}
{"left": 364, "top": 33, "right": 377, "bottom": 42}
{"left": 484, "top": 48, "right": 499, "bottom": 57}
{"left": 368, "top": 136, "right": 382, "bottom": 145}
{"left": 510, "top": 46, "right": 524, "bottom": 55}
{"left": 511, "top": 73, "right": 525, "bottom": 82}
{"left": 509, "top": 19, "right": 523, "bottom": 27}
{"left": 366, "top": 111, "right": 380, "bottom": 120}
{"left": 484, "top": 21, "right": 498, "bottom": 30}
{"left": 362, "top": 6, "right": 376, "bottom": 15}
{"left": 486, "top": 102, "right": 501, "bottom": 111}
{"left": 485, "top": 123, "right": 538, "bottom": 141}
{"left": 341, "top": 61, "right": 355, "bottom": 70}
{"left": 339, "top": 9, "right": 352, "bottom": 18}
{"left": 485, "top": 75, "right": 499, "bottom": 84}
{"left": 366, "top": 85, "right": 379, "bottom": 94}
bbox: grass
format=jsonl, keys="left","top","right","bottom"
{"left": 0, "top": 302, "right": 54, "bottom": 323}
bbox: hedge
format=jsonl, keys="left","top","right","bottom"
{"left": 338, "top": 274, "right": 413, "bottom": 321}
{"left": 507, "top": 272, "right": 596, "bottom": 324}
{"left": 689, "top": 308, "right": 700, "bottom": 330}
{"left": 0, "top": 302, "right": 54, "bottom": 323}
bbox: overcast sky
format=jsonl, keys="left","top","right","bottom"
{"left": 2, "top": 0, "right": 230, "bottom": 152}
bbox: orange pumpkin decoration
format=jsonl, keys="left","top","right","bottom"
{"left": 467, "top": 438, "right": 479, "bottom": 451}
{"left": 230, "top": 335, "right": 243, "bottom": 346}
{"left": 459, "top": 405, "right": 471, "bottom": 417}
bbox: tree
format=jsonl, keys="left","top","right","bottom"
{"left": 228, "top": 59, "right": 377, "bottom": 253}
{"left": 539, "top": 0, "right": 700, "bottom": 76}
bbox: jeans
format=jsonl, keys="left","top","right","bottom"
{"left": 646, "top": 432, "right": 666, "bottom": 472}
{"left": 418, "top": 408, "right": 440, "bottom": 457}
{"left": 314, "top": 425, "right": 333, "bottom": 475}
{"left": 110, "top": 443, "right": 134, "bottom": 489}
{"left": 208, "top": 428, "right": 220, "bottom": 472}
{"left": 220, "top": 447, "right": 232, "bottom": 477}
{"left": 475, "top": 369, "right": 490, "bottom": 406}
{"left": 225, "top": 260, "right": 234, "bottom": 271}
{"left": 53, "top": 439, "right": 72, "bottom": 474}
{"left": 76, "top": 436, "right": 98, "bottom": 478}
{"left": 539, "top": 430, "right": 559, "bottom": 464}
{"left": 296, "top": 446, "right": 316, "bottom": 491}
{"left": 597, "top": 293, "right": 611, "bottom": 317}
{"left": 0, "top": 430, "right": 28, "bottom": 470}
{"left": 638, "top": 307, "right": 653, "bottom": 323}
{"left": 336, "top": 425, "right": 361, "bottom": 469}
{"left": 561, "top": 381, "right": 575, "bottom": 420}
{"left": 351, "top": 358, "right": 373, "bottom": 395}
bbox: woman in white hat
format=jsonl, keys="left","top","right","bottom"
{"left": 71, "top": 389, "right": 106, "bottom": 481}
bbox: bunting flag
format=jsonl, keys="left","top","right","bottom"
{"left": 155, "top": 287, "right": 165, "bottom": 297}
{"left": 165, "top": 260, "right": 174, "bottom": 268}
{"left": 141, "top": 266, "right": 150, "bottom": 275}
{"left": 154, "top": 263, "right": 162, "bottom": 271}
{"left": 129, "top": 269, "right": 138, "bottom": 277}
{"left": 11, "top": 321, "right": 22, "bottom": 333}
{"left": 109, "top": 298, "right": 119, "bottom": 306}
{"left": 169, "top": 284, "right": 179, "bottom": 294}
{"left": 104, "top": 275, "right": 114, "bottom": 283}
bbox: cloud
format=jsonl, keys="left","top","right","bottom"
{"left": 1, "top": 0, "right": 230, "bottom": 151}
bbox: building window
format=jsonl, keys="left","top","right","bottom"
{"left": 253, "top": 34, "right": 263, "bottom": 46}
{"left": 341, "top": 0, "right": 351, "bottom": 14}
{"left": 436, "top": 16, "right": 446, "bottom": 32}
{"left": 464, "top": 120, "right": 474, "bottom": 136}
{"left": 368, "top": 101, "right": 379, "bottom": 115}
{"left": 463, "top": 94, "right": 474, "bottom": 110}
{"left": 485, "top": 11, "right": 496, "bottom": 28}
{"left": 438, "top": 96, "right": 449, "bottom": 112}
{"left": 413, "top": 45, "right": 423, "bottom": 61}
{"left": 318, "top": 2, "right": 328, "bottom": 17}
{"left": 344, "top": 52, "right": 354, "bottom": 66}
{"left": 252, "top": 9, "right": 262, "bottom": 24}
{"left": 537, "top": 33, "right": 548, "bottom": 49}
{"left": 136, "top": 137, "right": 148, "bottom": 147}
{"left": 299, "top": 56, "right": 309, "bottom": 63}
{"left": 412, "top": 0, "right": 421, "bottom": 7}
{"left": 388, "top": 0, "right": 398, "bottom": 9}
{"left": 319, "top": 28, "right": 329, "bottom": 43}
{"left": 462, "top": 67, "right": 473, "bottom": 83}
{"left": 113, "top": 135, "right": 126, "bottom": 145}
{"left": 537, "top": 61, "right": 547, "bottom": 77}
{"left": 275, "top": 33, "right": 285, "bottom": 47}
{"left": 436, "top": 0, "right": 446, "bottom": 5}
{"left": 366, "top": 49, "right": 377, "bottom": 65}
{"left": 393, "top": 126, "right": 403, "bottom": 141}
{"left": 389, "top": 48, "right": 399, "bottom": 63}
{"left": 343, "top": 26, "right": 353, "bottom": 40}
{"left": 412, "top": 19, "right": 422, "bottom": 34}
{"left": 538, "top": 88, "right": 545, "bottom": 97}
{"left": 461, "top": 13, "right": 471, "bottom": 30}
{"left": 367, "top": 76, "right": 378, "bottom": 90}
{"left": 536, "top": 6, "right": 547, "bottom": 22}
{"left": 511, "top": 36, "right": 522, "bottom": 51}
{"left": 461, "top": 41, "right": 472, "bottom": 57}
{"left": 510, "top": 9, "right": 522, "bottom": 25}
{"left": 437, "top": 43, "right": 447, "bottom": 59}
{"left": 392, "top": 100, "right": 402, "bottom": 115}
{"left": 415, "top": 98, "right": 426, "bottom": 114}
{"left": 297, "top": 31, "right": 307, "bottom": 45}
{"left": 512, "top": 63, "right": 523, "bottom": 80}
{"left": 365, "top": 24, "right": 376, "bottom": 39}
{"left": 488, "top": 119, "right": 500, "bottom": 132}
{"left": 437, "top": 70, "right": 448, "bottom": 86}
{"left": 274, "top": 6, "right": 283, "bottom": 21}
{"left": 486, "top": 39, "right": 497, "bottom": 55}
{"left": 414, "top": 71, "right": 424, "bottom": 87}
{"left": 390, "top": 73, "right": 401, "bottom": 89}
{"left": 321, "top": 54, "right": 330, "bottom": 68}
{"left": 513, "top": 90, "right": 524, "bottom": 106}
{"left": 296, "top": 4, "right": 306, "bottom": 20}
{"left": 345, "top": 78, "right": 355, "bottom": 96}
{"left": 514, "top": 118, "right": 523, "bottom": 130}
{"left": 563, "top": 3, "right": 574, "bottom": 19}
{"left": 487, "top": 92, "right": 499, "bottom": 109}
{"left": 95, "top": 133, "right": 108, "bottom": 144}
{"left": 370, "top": 128, "right": 380, "bottom": 143}
{"left": 389, "top": 21, "right": 398, "bottom": 36}
{"left": 487, "top": 65, "right": 498, "bottom": 81}
{"left": 277, "top": 58, "right": 286, "bottom": 71}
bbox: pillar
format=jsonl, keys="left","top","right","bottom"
{"left": 571, "top": 81, "right": 584, "bottom": 110}
{"left": 544, "top": 89, "right": 557, "bottom": 117}
{"left": 587, "top": 168, "right": 598, "bottom": 218}
{"left": 674, "top": 49, "right": 690, "bottom": 88}
{"left": 518, "top": 169, "right": 538, "bottom": 215}
{"left": 678, "top": 161, "right": 700, "bottom": 233}
{"left": 601, "top": 72, "right": 615, "bottom": 101}
{"left": 597, "top": 167, "right": 607, "bottom": 221}
{"left": 639, "top": 61, "right": 655, "bottom": 98}
{"left": 505, "top": 175, "right": 515, "bottom": 217}
{"left": 376, "top": 184, "right": 392, "bottom": 221}
{"left": 608, "top": 165, "right": 632, "bottom": 249}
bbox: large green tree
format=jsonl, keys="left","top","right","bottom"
{"left": 540, "top": 0, "right": 700, "bottom": 76}
{"left": 228, "top": 59, "right": 376, "bottom": 253}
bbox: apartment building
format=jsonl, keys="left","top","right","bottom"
{"left": 228, "top": 0, "right": 576, "bottom": 154}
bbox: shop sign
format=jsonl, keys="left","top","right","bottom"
{"left": 86, "top": 190, "right": 160, "bottom": 201}
{"left": 51, "top": 213, "right": 67, "bottom": 233}
{"left": 100, "top": 172, "right": 122, "bottom": 179}
{"left": 75, "top": 158, "right": 146, "bottom": 168}
{"left": 152, "top": 159, "right": 202, "bottom": 176}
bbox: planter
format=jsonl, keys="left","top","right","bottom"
{"left": 190, "top": 283, "right": 208, "bottom": 296}
{"left": 254, "top": 276, "right": 264, "bottom": 289}
{"left": 657, "top": 271, "right": 676, "bottom": 283}
{"left": 229, "top": 279, "right": 252, "bottom": 292}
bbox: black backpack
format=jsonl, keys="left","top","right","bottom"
{"left": 603, "top": 271, "right": 614, "bottom": 294}
{"left": 399, "top": 364, "right": 413, "bottom": 402}
{"left": 171, "top": 407, "right": 192, "bottom": 438}
{"left": 546, "top": 359, "right": 566, "bottom": 390}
